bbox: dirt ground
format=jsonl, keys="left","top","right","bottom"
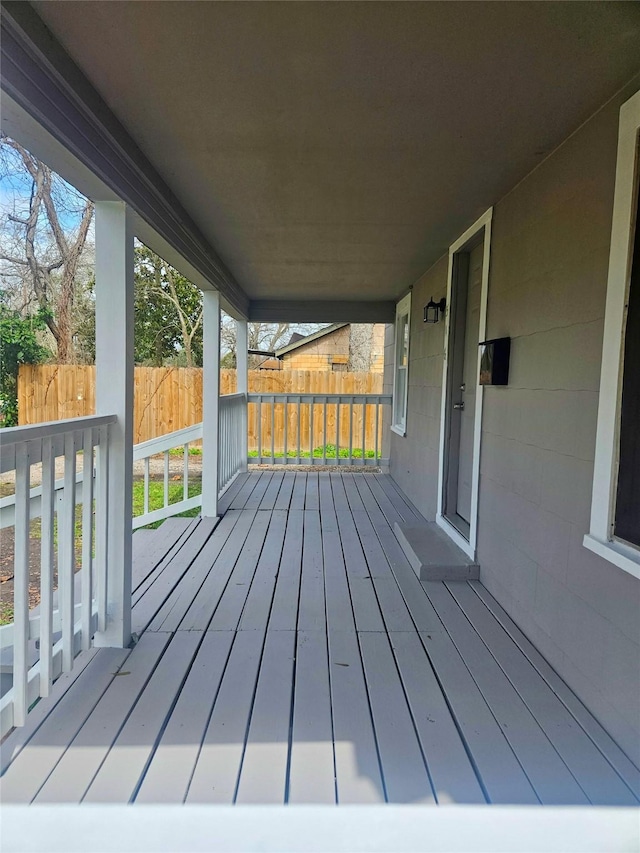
{"left": 0, "top": 455, "right": 198, "bottom": 622}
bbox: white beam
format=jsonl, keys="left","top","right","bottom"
{"left": 201, "top": 290, "right": 220, "bottom": 517}
{"left": 93, "top": 202, "right": 134, "bottom": 648}
{"left": 236, "top": 319, "right": 249, "bottom": 473}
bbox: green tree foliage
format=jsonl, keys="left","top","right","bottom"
{"left": 71, "top": 245, "right": 205, "bottom": 366}
{"left": 134, "top": 245, "right": 203, "bottom": 366}
{"left": 0, "top": 299, "right": 50, "bottom": 426}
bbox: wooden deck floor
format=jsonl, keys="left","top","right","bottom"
{"left": 2, "top": 472, "right": 639, "bottom": 806}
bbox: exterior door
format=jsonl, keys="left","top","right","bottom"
{"left": 443, "top": 238, "right": 484, "bottom": 538}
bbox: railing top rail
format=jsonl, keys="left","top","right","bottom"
{"left": 0, "top": 414, "right": 117, "bottom": 448}
{"left": 133, "top": 422, "right": 203, "bottom": 459}
{"left": 247, "top": 393, "right": 392, "bottom": 403}
{"left": 219, "top": 392, "right": 246, "bottom": 403}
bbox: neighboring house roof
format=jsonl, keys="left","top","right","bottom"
{"left": 275, "top": 323, "right": 348, "bottom": 357}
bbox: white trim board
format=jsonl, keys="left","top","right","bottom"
{"left": 436, "top": 208, "right": 493, "bottom": 560}
{"left": 584, "top": 89, "right": 640, "bottom": 580}
{"left": 391, "top": 292, "right": 412, "bottom": 437}
{"left": 2, "top": 805, "right": 636, "bottom": 853}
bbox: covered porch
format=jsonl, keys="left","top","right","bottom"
{"left": 1, "top": 1, "right": 640, "bottom": 849}
{"left": 2, "top": 472, "right": 637, "bottom": 808}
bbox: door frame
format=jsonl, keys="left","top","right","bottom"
{"left": 436, "top": 207, "right": 493, "bottom": 559}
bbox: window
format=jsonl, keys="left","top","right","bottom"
{"left": 584, "top": 90, "right": 640, "bottom": 579}
{"left": 391, "top": 293, "right": 411, "bottom": 435}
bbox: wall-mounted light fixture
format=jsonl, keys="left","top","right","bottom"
{"left": 423, "top": 296, "right": 446, "bottom": 324}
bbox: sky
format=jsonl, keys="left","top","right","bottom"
{"left": 0, "top": 143, "right": 91, "bottom": 234}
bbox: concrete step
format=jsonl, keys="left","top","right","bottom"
{"left": 393, "top": 521, "right": 480, "bottom": 582}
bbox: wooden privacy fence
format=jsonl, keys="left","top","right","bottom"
{"left": 18, "top": 365, "right": 384, "bottom": 448}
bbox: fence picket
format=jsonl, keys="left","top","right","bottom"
{"left": 19, "top": 367, "right": 383, "bottom": 449}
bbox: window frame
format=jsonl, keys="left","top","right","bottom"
{"left": 391, "top": 292, "right": 411, "bottom": 436}
{"left": 584, "top": 90, "right": 640, "bottom": 580}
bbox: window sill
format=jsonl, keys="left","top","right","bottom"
{"left": 390, "top": 424, "right": 406, "bottom": 437}
{"left": 583, "top": 533, "right": 640, "bottom": 580}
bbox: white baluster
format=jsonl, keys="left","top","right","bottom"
{"left": 40, "top": 437, "right": 55, "bottom": 697}
{"left": 60, "top": 431, "right": 77, "bottom": 672}
{"left": 13, "top": 442, "right": 30, "bottom": 727}
{"left": 81, "top": 428, "right": 94, "bottom": 650}
{"left": 95, "top": 425, "right": 109, "bottom": 633}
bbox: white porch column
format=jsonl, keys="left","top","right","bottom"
{"left": 94, "top": 201, "right": 134, "bottom": 648}
{"left": 201, "top": 289, "right": 221, "bottom": 517}
{"left": 236, "top": 318, "right": 249, "bottom": 473}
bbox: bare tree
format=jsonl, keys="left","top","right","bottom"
{"left": 0, "top": 136, "right": 94, "bottom": 362}
{"left": 220, "top": 315, "right": 327, "bottom": 368}
{"left": 348, "top": 324, "right": 374, "bottom": 372}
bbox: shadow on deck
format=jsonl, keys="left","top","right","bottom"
{"left": 1, "top": 472, "right": 639, "bottom": 806}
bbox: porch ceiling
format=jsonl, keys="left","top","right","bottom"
{"left": 26, "top": 2, "right": 640, "bottom": 305}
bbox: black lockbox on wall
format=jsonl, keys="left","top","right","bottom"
{"left": 479, "top": 337, "right": 511, "bottom": 386}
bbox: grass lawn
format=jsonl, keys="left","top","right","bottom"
{"left": 132, "top": 479, "right": 202, "bottom": 528}
{"left": 248, "top": 443, "right": 375, "bottom": 459}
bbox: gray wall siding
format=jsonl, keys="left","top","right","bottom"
{"left": 389, "top": 256, "right": 448, "bottom": 520}
{"left": 387, "top": 87, "right": 640, "bottom": 763}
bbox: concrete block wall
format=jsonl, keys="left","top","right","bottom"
{"left": 386, "top": 82, "right": 640, "bottom": 763}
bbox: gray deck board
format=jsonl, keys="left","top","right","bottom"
{"left": 244, "top": 472, "right": 273, "bottom": 510}
{"left": 389, "top": 631, "right": 486, "bottom": 804}
{"left": 0, "top": 648, "right": 129, "bottom": 803}
{"left": 4, "top": 472, "right": 638, "bottom": 808}
{"left": 342, "top": 473, "right": 365, "bottom": 511}
{"left": 297, "top": 510, "right": 326, "bottom": 632}
{"left": 289, "top": 473, "right": 307, "bottom": 510}
{"left": 132, "top": 518, "right": 217, "bottom": 635}
{"left": 148, "top": 511, "right": 243, "bottom": 632}
{"left": 131, "top": 518, "right": 198, "bottom": 604}
{"left": 218, "top": 472, "right": 251, "bottom": 514}
{"left": 451, "top": 582, "right": 639, "bottom": 805}
{"left": 335, "top": 504, "right": 385, "bottom": 631}
{"left": 359, "top": 631, "right": 435, "bottom": 804}
{"left": 424, "top": 583, "right": 589, "bottom": 805}
{"left": 329, "top": 472, "right": 350, "bottom": 513}
{"left": 274, "top": 472, "right": 296, "bottom": 510}
{"left": 83, "top": 632, "right": 201, "bottom": 804}
{"left": 322, "top": 508, "right": 357, "bottom": 634}
{"left": 239, "top": 510, "right": 288, "bottom": 630}
{"left": 235, "top": 630, "right": 296, "bottom": 804}
{"left": 288, "top": 631, "right": 336, "bottom": 804}
{"left": 229, "top": 471, "right": 265, "bottom": 509}
{"left": 186, "top": 629, "right": 266, "bottom": 803}
{"left": 34, "top": 634, "right": 170, "bottom": 804}
{"left": 135, "top": 631, "right": 234, "bottom": 803}
{"left": 268, "top": 510, "right": 304, "bottom": 631}
{"left": 207, "top": 511, "right": 271, "bottom": 631}
{"left": 470, "top": 581, "right": 640, "bottom": 800}
{"left": 178, "top": 510, "right": 256, "bottom": 631}
{"left": 305, "top": 472, "right": 320, "bottom": 510}
{"left": 373, "top": 473, "right": 427, "bottom": 525}
{"left": 0, "top": 648, "right": 100, "bottom": 774}
{"left": 259, "top": 471, "right": 285, "bottom": 510}
{"left": 327, "top": 629, "right": 386, "bottom": 803}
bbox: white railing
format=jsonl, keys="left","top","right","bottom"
{"left": 218, "top": 393, "right": 246, "bottom": 495}
{"left": 247, "top": 393, "right": 391, "bottom": 466}
{"left": 132, "top": 423, "right": 203, "bottom": 529}
{"left": 0, "top": 414, "right": 116, "bottom": 736}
